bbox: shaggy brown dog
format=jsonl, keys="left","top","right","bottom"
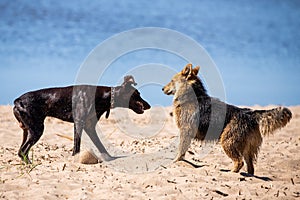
{"left": 163, "top": 64, "right": 292, "bottom": 174}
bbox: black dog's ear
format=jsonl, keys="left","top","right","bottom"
{"left": 122, "top": 75, "right": 137, "bottom": 87}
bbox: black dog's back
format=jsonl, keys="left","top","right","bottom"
{"left": 14, "top": 86, "right": 74, "bottom": 124}
{"left": 14, "top": 85, "right": 113, "bottom": 124}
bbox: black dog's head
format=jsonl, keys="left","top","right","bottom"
{"left": 114, "top": 75, "right": 151, "bottom": 114}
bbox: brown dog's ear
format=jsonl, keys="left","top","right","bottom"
{"left": 181, "top": 63, "right": 193, "bottom": 77}
{"left": 192, "top": 66, "right": 200, "bottom": 76}
{"left": 122, "top": 75, "right": 137, "bottom": 87}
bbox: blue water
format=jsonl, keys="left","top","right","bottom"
{"left": 0, "top": 0, "right": 300, "bottom": 106}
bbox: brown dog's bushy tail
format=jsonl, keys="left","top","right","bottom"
{"left": 254, "top": 107, "right": 292, "bottom": 136}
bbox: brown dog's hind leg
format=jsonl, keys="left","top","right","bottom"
{"left": 232, "top": 158, "right": 244, "bottom": 173}
{"left": 242, "top": 131, "right": 262, "bottom": 175}
{"left": 220, "top": 120, "right": 245, "bottom": 173}
{"left": 244, "top": 154, "right": 254, "bottom": 175}
{"left": 221, "top": 138, "right": 244, "bottom": 173}
{"left": 243, "top": 142, "right": 259, "bottom": 175}
{"left": 223, "top": 146, "right": 244, "bottom": 173}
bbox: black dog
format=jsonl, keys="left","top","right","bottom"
{"left": 13, "top": 75, "right": 151, "bottom": 163}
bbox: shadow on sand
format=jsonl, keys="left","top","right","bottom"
{"left": 182, "top": 159, "right": 207, "bottom": 168}
{"left": 220, "top": 169, "right": 272, "bottom": 181}
{"left": 240, "top": 172, "right": 272, "bottom": 181}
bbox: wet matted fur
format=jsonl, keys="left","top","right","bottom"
{"left": 163, "top": 64, "right": 292, "bottom": 174}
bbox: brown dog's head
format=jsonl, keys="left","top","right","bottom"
{"left": 162, "top": 63, "right": 200, "bottom": 96}
{"left": 114, "top": 75, "right": 151, "bottom": 114}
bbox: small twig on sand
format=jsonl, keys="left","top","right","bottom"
{"left": 167, "top": 180, "right": 177, "bottom": 184}
{"left": 214, "top": 190, "right": 228, "bottom": 197}
{"left": 291, "top": 178, "right": 295, "bottom": 185}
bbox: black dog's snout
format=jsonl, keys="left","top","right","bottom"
{"left": 162, "top": 87, "right": 164, "bottom": 91}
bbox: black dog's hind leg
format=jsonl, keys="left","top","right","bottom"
{"left": 18, "top": 129, "right": 30, "bottom": 163}
{"left": 18, "top": 123, "right": 44, "bottom": 164}
{"left": 14, "top": 106, "right": 45, "bottom": 164}
{"left": 19, "top": 128, "right": 28, "bottom": 150}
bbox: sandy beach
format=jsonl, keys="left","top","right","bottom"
{"left": 0, "top": 105, "right": 299, "bottom": 199}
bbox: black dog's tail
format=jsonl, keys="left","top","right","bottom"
{"left": 252, "top": 107, "right": 292, "bottom": 136}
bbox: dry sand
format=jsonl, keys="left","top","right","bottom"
{"left": 0, "top": 105, "right": 299, "bottom": 199}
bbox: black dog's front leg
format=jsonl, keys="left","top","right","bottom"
{"left": 73, "top": 120, "right": 84, "bottom": 155}
{"left": 72, "top": 86, "right": 93, "bottom": 156}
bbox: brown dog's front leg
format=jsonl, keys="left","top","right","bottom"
{"left": 174, "top": 127, "right": 195, "bottom": 162}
